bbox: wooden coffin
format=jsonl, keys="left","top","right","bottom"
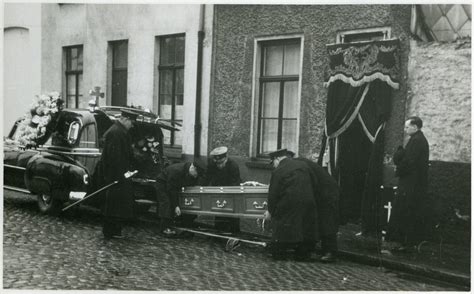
{"left": 179, "top": 186, "right": 268, "bottom": 219}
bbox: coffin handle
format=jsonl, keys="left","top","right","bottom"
{"left": 184, "top": 198, "right": 194, "bottom": 206}
{"left": 252, "top": 201, "right": 267, "bottom": 209}
{"left": 216, "top": 200, "right": 227, "bottom": 208}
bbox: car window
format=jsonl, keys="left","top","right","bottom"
{"left": 79, "top": 123, "right": 97, "bottom": 148}
{"left": 45, "top": 113, "right": 82, "bottom": 148}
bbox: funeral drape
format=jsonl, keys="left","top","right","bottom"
{"left": 319, "top": 39, "right": 400, "bottom": 233}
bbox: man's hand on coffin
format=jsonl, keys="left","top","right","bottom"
{"left": 175, "top": 206, "right": 181, "bottom": 217}
{"left": 263, "top": 210, "right": 271, "bottom": 221}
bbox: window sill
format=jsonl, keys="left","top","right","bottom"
{"left": 245, "top": 159, "right": 273, "bottom": 170}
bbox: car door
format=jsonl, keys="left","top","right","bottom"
{"left": 3, "top": 121, "right": 39, "bottom": 190}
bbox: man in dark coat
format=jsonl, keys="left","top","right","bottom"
{"left": 205, "top": 146, "right": 241, "bottom": 186}
{"left": 264, "top": 149, "right": 318, "bottom": 261}
{"left": 155, "top": 160, "right": 206, "bottom": 236}
{"left": 291, "top": 152, "right": 340, "bottom": 263}
{"left": 204, "top": 146, "right": 242, "bottom": 232}
{"left": 101, "top": 110, "right": 138, "bottom": 239}
{"left": 387, "top": 116, "right": 429, "bottom": 250}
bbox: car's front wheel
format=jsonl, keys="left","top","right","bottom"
{"left": 37, "top": 193, "right": 62, "bottom": 215}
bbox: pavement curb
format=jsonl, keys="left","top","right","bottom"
{"left": 338, "top": 249, "right": 470, "bottom": 289}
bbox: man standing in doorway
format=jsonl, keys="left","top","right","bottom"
{"left": 387, "top": 116, "right": 430, "bottom": 251}
{"left": 101, "top": 110, "right": 138, "bottom": 239}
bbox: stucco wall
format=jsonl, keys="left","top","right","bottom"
{"left": 3, "top": 3, "right": 42, "bottom": 135}
{"left": 41, "top": 4, "right": 213, "bottom": 157}
{"left": 407, "top": 40, "right": 471, "bottom": 163}
{"left": 210, "top": 5, "right": 412, "bottom": 177}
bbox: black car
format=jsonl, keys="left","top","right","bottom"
{"left": 4, "top": 106, "right": 179, "bottom": 215}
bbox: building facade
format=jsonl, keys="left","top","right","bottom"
{"left": 3, "top": 4, "right": 471, "bottom": 242}
{"left": 39, "top": 3, "right": 214, "bottom": 158}
{"left": 3, "top": 3, "right": 42, "bottom": 136}
{"left": 208, "top": 4, "right": 470, "bottom": 238}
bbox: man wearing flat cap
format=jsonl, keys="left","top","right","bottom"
{"left": 264, "top": 148, "right": 319, "bottom": 261}
{"left": 204, "top": 146, "right": 242, "bottom": 232}
{"left": 205, "top": 146, "right": 241, "bottom": 186}
{"left": 100, "top": 109, "right": 138, "bottom": 238}
{"left": 155, "top": 159, "right": 207, "bottom": 236}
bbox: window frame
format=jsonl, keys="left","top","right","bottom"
{"left": 64, "top": 45, "right": 83, "bottom": 108}
{"left": 250, "top": 35, "right": 304, "bottom": 159}
{"left": 110, "top": 39, "right": 129, "bottom": 107}
{"left": 336, "top": 26, "right": 391, "bottom": 44}
{"left": 157, "top": 33, "right": 185, "bottom": 147}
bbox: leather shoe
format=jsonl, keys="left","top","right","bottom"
{"left": 161, "top": 228, "right": 177, "bottom": 238}
{"left": 320, "top": 252, "right": 336, "bottom": 263}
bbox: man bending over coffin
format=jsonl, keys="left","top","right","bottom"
{"left": 203, "top": 146, "right": 242, "bottom": 232}
{"left": 155, "top": 159, "right": 207, "bottom": 237}
{"left": 263, "top": 149, "right": 319, "bottom": 261}
{"left": 287, "top": 150, "right": 340, "bottom": 263}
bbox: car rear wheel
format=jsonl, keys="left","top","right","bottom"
{"left": 37, "top": 193, "right": 62, "bottom": 215}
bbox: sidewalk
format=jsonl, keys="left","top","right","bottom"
{"left": 336, "top": 223, "right": 470, "bottom": 289}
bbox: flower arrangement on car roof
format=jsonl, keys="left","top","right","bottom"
{"left": 15, "top": 92, "right": 64, "bottom": 148}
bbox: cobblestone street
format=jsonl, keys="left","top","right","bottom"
{"left": 3, "top": 190, "right": 463, "bottom": 291}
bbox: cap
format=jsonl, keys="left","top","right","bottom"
{"left": 192, "top": 158, "right": 207, "bottom": 173}
{"left": 145, "top": 135, "right": 155, "bottom": 142}
{"left": 121, "top": 109, "right": 139, "bottom": 121}
{"left": 210, "top": 146, "right": 228, "bottom": 157}
{"left": 268, "top": 148, "right": 289, "bottom": 160}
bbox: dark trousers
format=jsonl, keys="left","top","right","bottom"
{"left": 103, "top": 216, "right": 124, "bottom": 237}
{"left": 156, "top": 182, "right": 173, "bottom": 231}
{"left": 321, "top": 234, "right": 338, "bottom": 254}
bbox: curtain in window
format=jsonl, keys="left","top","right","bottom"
{"left": 319, "top": 39, "right": 399, "bottom": 233}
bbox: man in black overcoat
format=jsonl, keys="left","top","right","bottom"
{"left": 155, "top": 160, "right": 206, "bottom": 236}
{"left": 204, "top": 146, "right": 242, "bottom": 232}
{"left": 388, "top": 116, "right": 429, "bottom": 250}
{"left": 101, "top": 110, "right": 137, "bottom": 239}
{"left": 205, "top": 146, "right": 241, "bottom": 186}
{"left": 290, "top": 152, "right": 340, "bottom": 263}
{"left": 264, "top": 149, "right": 318, "bottom": 261}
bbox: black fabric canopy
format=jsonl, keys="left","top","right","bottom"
{"left": 325, "top": 39, "right": 400, "bottom": 89}
{"left": 319, "top": 39, "right": 399, "bottom": 233}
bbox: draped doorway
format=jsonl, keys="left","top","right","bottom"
{"left": 319, "top": 39, "right": 400, "bottom": 234}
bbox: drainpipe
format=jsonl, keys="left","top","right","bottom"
{"left": 194, "top": 4, "right": 205, "bottom": 158}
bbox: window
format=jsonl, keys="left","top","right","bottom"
{"left": 78, "top": 124, "right": 97, "bottom": 148}
{"left": 337, "top": 27, "right": 391, "bottom": 43}
{"left": 111, "top": 40, "right": 128, "bottom": 106}
{"left": 158, "top": 34, "right": 185, "bottom": 147}
{"left": 64, "top": 46, "right": 84, "bottom": 108}
{"left": 256, "top": 38, "right": 301, "bottom": 156}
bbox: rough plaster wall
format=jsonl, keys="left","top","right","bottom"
{"left": 211, "top": 5, "right": 412, "bottom": 160}
{"left": 407, "top": 41, "right": 471, "bottom": 163}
